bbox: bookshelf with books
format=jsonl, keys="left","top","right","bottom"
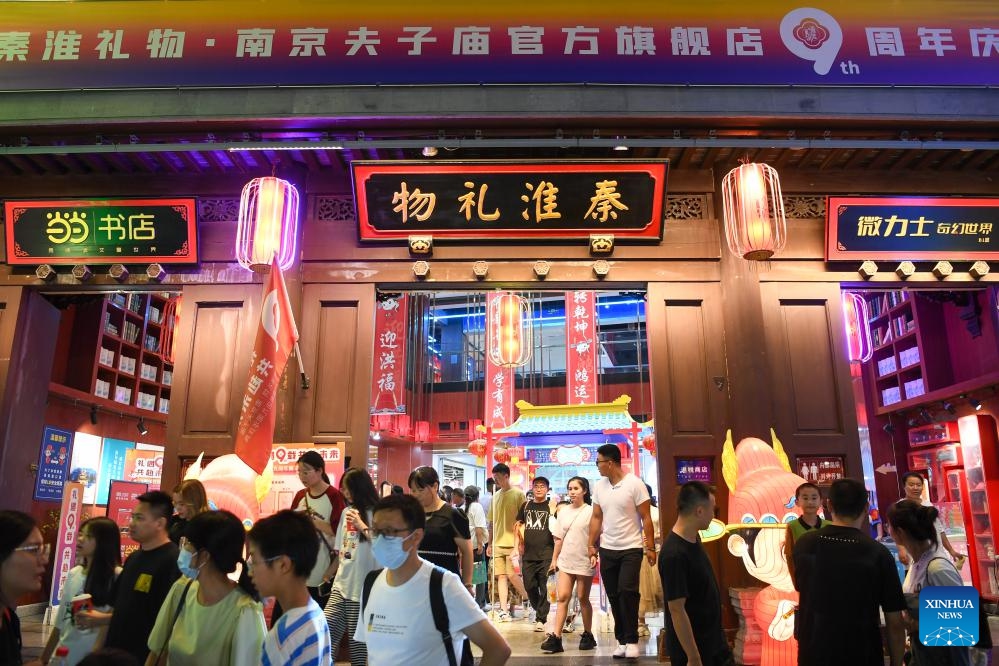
{"left": 864, "top": 290, "right": 952, "bottom": 413}
{"left": 64, "top": 293, "right": 176, "bottom": 414}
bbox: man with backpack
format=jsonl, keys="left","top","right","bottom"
{"left": 355, "top": 494, "right": 511, "bottom": 666}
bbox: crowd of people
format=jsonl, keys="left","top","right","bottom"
{"left": 0, "top": 450, "right": 988, "bottom": 666}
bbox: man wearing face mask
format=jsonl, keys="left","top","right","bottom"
{"left": 355, "top": 494, "right": 511, "bottom": 666}
{"left": 78, "top": 491, "right": 181, "bottom": 664}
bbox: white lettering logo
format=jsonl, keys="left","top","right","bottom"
{"left": 780, "top": 8, "right": 843, "bottom": 75}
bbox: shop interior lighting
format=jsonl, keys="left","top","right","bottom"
{"left": 942, "top": 401, "right": 956, "bottom": 414}
{"left": 970, "top": 397, "right": 983, "bottom": 411}
{"left": 90, "top": 405, "right": 98, "bottom": 425}
{"left": 35, "top": 264, "right": 56, "bottom": 281}
{"left": 919, "top": 408, "right": 933, "bottom": 424}
{"left": 136, "top": 417, "right": 149, "bottom": 436}
{"left": 421, "top": 146, "right": 439, "bottom": 157}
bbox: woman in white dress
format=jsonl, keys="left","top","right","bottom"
{"left": 540, "top": 476, "right": 597, "bottom": 654}
{"left": 41, "top": 517, "right": 121, "bottom": 665}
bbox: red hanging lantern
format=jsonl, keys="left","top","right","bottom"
{"left": 493, "top": 447, "right": 510, "bottom": 464}
{"left": 508, "top": 446, "right": 524, "bottom": 463}
{"left": 414, "top": 420, "right": 431, "bottom": 443}
{"left": 468, "top": 439, "right": 487, "bottom": 458}
{"left": 487, "top": 292, "right": 532, "bottom": 368}
{"left": 235, "top": 176, "right": 300, "bottom": 272}
{"left": 841, "top": 292, "right": 873, "bottom": 363}
{"left": 641, "top": 434, "right": 657, "bottom": 456}
{"left": 721, "top": 162, "right": 786, "bottom": 261}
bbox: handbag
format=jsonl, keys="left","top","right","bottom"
{"left": 472, "top": 559, "right": 487, "bottom": 586}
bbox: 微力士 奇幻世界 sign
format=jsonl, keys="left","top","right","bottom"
{"left": 826, "top": 196, "right": 999, "bottom": 261}
{"left": 352, "top": 161, "right": 668, "bottom": 241}
{"left": 4, "top": 198, "right": 198, "bottom": 265}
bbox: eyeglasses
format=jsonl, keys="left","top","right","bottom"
{"left": 595, "top": 458, "right": 610, "bottom": 465}
{"left": 246, "top": 554, "right": 284, "bottom": 571}
{"left": 362, "top": 527, "right": 412, "bottom": 539}
{"left": 15, "top": 543, "right": 51, "bottom": 559}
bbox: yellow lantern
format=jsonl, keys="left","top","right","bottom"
{"left": 721, "top": 162, "right": 787, "bottom": 261}
{"left": 235, "top": 176, "right": 300, "bottom": 273}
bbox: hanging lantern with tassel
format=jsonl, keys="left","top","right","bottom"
{"left": 721, "top": 162, "right": 787, "bottom": 261}
{"left": 641, "top": 434, "right": 656, "bottom": 456}
{"left": 235, "top": 176, "right": 300, "bottom": 273}
{"left": 487, "top": 292, "right": 533, "bottom": 368}
{"left": 468, "top": 438, "right": 487, "bottom": 464}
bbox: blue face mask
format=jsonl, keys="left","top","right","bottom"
{"left": 177, "top": 548, "right": 200, "bottom": 579}
{"left": 371, "top": 534, "right": 410, "bottom": 570}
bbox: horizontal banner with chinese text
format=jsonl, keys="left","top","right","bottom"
{"left": 0, "top": 1, "right": 996, "bottom": 89}
{"left": 4, "top": 198, "right": 198, "bottom": 265}
{"left": 353, "top": 161, "right": 667, "bottom": 241}
{"left": 826, "top": 196, "right": 999, "bottom": 261}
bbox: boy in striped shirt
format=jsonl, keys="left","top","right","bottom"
{"left": 249, "top": 510, "right": 333, "bottom": 666}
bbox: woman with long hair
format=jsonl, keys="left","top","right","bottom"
{"left": 408, "top": 466, "right": 474, "bottom": 586}
{"left": 169, "top": 479, "right": 210, "bottom": 544}
{"left": 541, "top": 476, "right": 597, "bottom": 654}
{"left": 887, "top": 499, "right": 971, "bottom": 666}
{"left": 323, "top": 467, "right": 379, "bottom": 666}
{"left": 289, "top": 451, "right": 346, "bottom": 611}
{"left": 637, "top": 482, "right": 663, "bottom": 637}
{"left": 0, "top": 510, "right": 49, "bottom": 665}
{"left": 41, "top": 517, "right": 121, "bottom": 665}
{"left": 145, "top": 510, "right": 265, "bottom": 665}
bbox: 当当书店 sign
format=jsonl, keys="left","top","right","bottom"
{"left": 4, "top": 198, "right": 198, "bottom": 265}
{"left": 826, "top": 196, "right": 999, "bottom": 261}
{"left": 352, "top": 160, "right": 668, "bottom": 241}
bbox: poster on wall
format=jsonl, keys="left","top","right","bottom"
{"left": 123, "top": 448, "right": 163, "bottom": 488}
{"left": 69, "top": 432, "right": 103, "bottom": 505}
{"left": 676, "top": 458, "right": 714, "bottom": 484}
{"left": 797, "top": 455, "right": 845, "bottom": 485}
{"left": 259, "top": 442, "right": 345, "bottom": 518}
{"left": 97, "top": 438, "right": 134, "bottom": 505}
{"left": 34, "top": 426, "right": 74, "bottom": 502}
{"left": 107, "top": 480, "right": 148, "bottom": 561}
{"left": 50, "top": 481, "right": 85, "bottom": 607}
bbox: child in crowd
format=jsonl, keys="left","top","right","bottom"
{"left": 248, "top": 510, "right": 332, "bottom": 666}
{"left": 784, "top": 482, "right": 830, "bottom": 579}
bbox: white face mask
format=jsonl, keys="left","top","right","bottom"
{"left": 372, "top": 533, "right": 410, "bottom": 570}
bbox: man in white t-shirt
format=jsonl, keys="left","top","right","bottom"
{"left": 355, "top": 494, "right": 511, "bottom": 666}
{"left": 588, "top": 443, "right": 654, "bottom": 659}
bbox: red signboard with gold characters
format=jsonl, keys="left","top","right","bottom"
{"left": 352, "top": 160, "right": 668, "bottom": 241}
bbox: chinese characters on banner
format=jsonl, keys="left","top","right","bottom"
{"left": 123, "top": 448, "right": 163, "bottom": 487}
{"left": 33, "top": 426, "right": 73, "bottom": 502}
{"left": 484, "top": 292, "right": 516, "bottom": 431}
{"left": 565, "top": 291, "right": 598, "bottom": 405}
{"left": 0, "top": 3, "right": 997, "bottom": 88}
{"left": 234, "top": 258, "right": 300, "bottom": 474}
{"left": 50, "top": 481, "right": 84, "bottom": 607}
{"left": 107, "top": 480, "right": 148, "bottom": 560}
{"left": 797, "top": 456, "right": 845, "bottom": 485}
{"left": 370, "top": 294, "right": 408, "bottom": 414}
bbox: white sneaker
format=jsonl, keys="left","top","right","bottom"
{"left": 625, "top": 643, "right": 640, "bottom": 658}
{"left": 612, "top": 644, "right": 627, "bottom": 659}
{"left": 497, "top": 611, "right": 512, "bottom": 623}
{"left": 534, "top": 621, "right": 545, "bottom": 632}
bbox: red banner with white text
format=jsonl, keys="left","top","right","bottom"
{"left": 566, "top": 291, "right": 598, "bottom": 404}
{"left": 485, "top": 292, "right": 516, "bottom": 431}
{"left": 234, "top": 259, "right": 299, "bottom": 474}
{"left": 371, "top": 294, "right": 408, "bottom": 414}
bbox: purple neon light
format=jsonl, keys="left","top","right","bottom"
{"left": 235, "top": 176, "right": 299, "bottom": 272}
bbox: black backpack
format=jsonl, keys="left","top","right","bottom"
{"left": 362, "top": 567, "right": 474, "bottom": 666}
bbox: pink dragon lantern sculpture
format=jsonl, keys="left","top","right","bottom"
{"left": 185, "top": 453, "right": 273, "bottom": 529}
{"left": 722, "top": 429, "right": 806, "bottom": 666}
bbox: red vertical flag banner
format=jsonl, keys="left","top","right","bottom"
{"left": 234, "top": 258, "right": 300, "bottom": 474}
{"left": 566, "top": 291, "right": 599, "bottom": 404}
{"left": 371, "top": 294, "right": 408, "bottom": 414}
{"left": 485, "top": 292, "right": 516, "bottom": 430}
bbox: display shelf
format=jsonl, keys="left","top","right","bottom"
{"left": 63, "top": 293, "right": 176, "bottom": 414}
{"left": 956, "top": 414, "right": 999, "bottom": 600}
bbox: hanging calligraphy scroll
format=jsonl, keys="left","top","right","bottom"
{"left": 371, "top": 294, "right": 408, "bottom": 414}
{"left": 485, "top": 291, "right": 516, "bottom": 429}
{"left": 566, "top": 291, "right": 598, "bottom": 404}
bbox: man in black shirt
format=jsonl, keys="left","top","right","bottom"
{"left": 78, "top": 490, "right": 180, "bottom": 664}
{"left": 516, "top": 476, "right": 555, "bottom": 631}
{"left": 660, "top": 481, "right": 732, "bottom": 666}
{"left": 793, "top": 478, "right": 906, "bottom": 666}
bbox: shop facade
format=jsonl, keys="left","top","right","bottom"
{"left": 0, "top": 0, "right": 997, "bottom": 614}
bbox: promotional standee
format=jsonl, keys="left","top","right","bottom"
{"left": 49, "top": 482, "right": 85, "bottom": 615}
{"left": 34, "top": 427, "right": 74, "bottom": 502}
